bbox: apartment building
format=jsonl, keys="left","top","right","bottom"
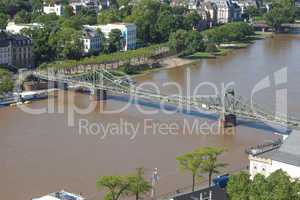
{"left": 83, "top": 23, "right": 137, "bottom": 51}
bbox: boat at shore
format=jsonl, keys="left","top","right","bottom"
{"left": 0, "top": 89, "right": 58, "bottom": 107}
{"left": 32, "top": 190, "right": 85, "bottom": 200}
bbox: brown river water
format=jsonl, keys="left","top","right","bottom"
{"left": 0, "top": 34, "right": 300, "bottom": 200}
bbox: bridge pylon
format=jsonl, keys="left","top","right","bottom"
{"left": 219, "top": 89, "right": 237, "bottom": 135}
{"left": 94, "top": 89, "right": 107, "bottom": 101}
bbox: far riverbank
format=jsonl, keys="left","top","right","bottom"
{"left": 124, "top": 32, "right": 274, "bottom": 78}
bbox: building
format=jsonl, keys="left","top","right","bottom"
{"left": 204, "top": 2, "right": 218, "bottom": 27}
{"left": 83, "top": 23, "right": 137, "bottom": 51}
{"left": 0, "top": 31, "right": 33, "bottom": 69}
{"left": 69, "top": 0, "right": 100, "bottom": 14}
{"left": 43, "top": 3, "right": 64, "bottom": 16}
{"left": 6, "top": 21, "right": 43, "bottom": 34}
{"left": 248, "top": 131, "right": 300, "bottom": 180}
{"left": 169, "top": 186, "right": 228, "bottom": 200}
{"left": 209, "top": 0, "right": 241, "bottom": 24}
{"left": 0, "top": 32, "right": 12, "bottom": 66}
{"left": 211, "top": 0, "right": 232, "bottom": 24}
{"left": 32, "top": 190, "right": 84, "bottom": 200}
{"left": 82, "top": 27, "right": 102, "bottom": 54}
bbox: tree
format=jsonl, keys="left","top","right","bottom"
{"left": 249, "top": 174, "right": 271, "bottom": 200}
{"left": 168, "top": 29, "right": 188, "bottom": 54}
{"left": 14, "top": 10, "right": 32, "bottom": 23}
{"left": 245, "top": 5, "right": 259, "bottom": 20}
{"left": 177, "top": 149, "right": 204, "bottom": 191}
{"left": 0, "top": 13, "right": 8, "bottom": 29}
{"left": 183, "top": 10, "right": 201, "bottom": 30}
{"left": 264, "top": 0, "right": 295, "bottom": 32}
{"left": 127, "top": 0, "right": 161, "bottom": 43}
{"left": 0, "top": 69, "right": 14, "bottom": 96}
{"left": 106, "top": 29, "right": 123, "bottom": 53}
{"left": 97, "top": 176, "right": 130, "bottom": 200}
{"left": 184, "top": 31, "right": 205, "bottom": 55}
{"left": 198, "top": 147, "right": 226, "bottom": 187}
{"left": 155, "top": 10, "right": 176, "bottom": 42}
{"left": 227, "top": 171, "right": 251, "bottom": 200}
{"left": 63, "top": 5, "right": 74, "bottom": 18}
{"left": 127, "top": 167, "right": 151, "bottom": 200}
{"left": 97, "top": 9, "right": 121, "bottom": 24}
{"left": 266, "top": 170, "right": 294, "bottom": 200}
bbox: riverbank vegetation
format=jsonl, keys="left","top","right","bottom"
{"left": 0, "top": 68, "right": 14, "bottom": 97}
{"left": 264, "top": 0, "right": 296, "bottom": 32}
{"left": 38, "top": 44, "right": 167, "bottom": 71}
{"left": 97, "top": 167, "right": 151, "bottom": 200}
{"left": 177, "top": 147, "right": 226, "bottom": 191}
{"left": 227, "top": 170, "right": 300, "bottom": 200}
{"left": 168, "top": 22, "right": 254, "bottom": 58}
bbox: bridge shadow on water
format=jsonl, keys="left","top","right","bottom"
{"left": 108, "top": 95, "right": 291, "bottom": 135}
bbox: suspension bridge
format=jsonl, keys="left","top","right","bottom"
{"left": 27, "top": 68, "right": 300, "bottom": 129}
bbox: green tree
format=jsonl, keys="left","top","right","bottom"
{"left": 245, "top": 5, "right": 259, "bottom": 20}
{"left": 106, "top": 29, "right": 123, "bottom": 53}
{"left": 0, "top": 69, "right": 14, "bottom": 96}
{"left": 266, "top": 170, "right": 294, "bottom": 200}
{"left": 0, "top": 13, "right": 8, "bottom": 29}
{"left": 97, "top": 176, "right": 130, "bottom": 200}
{"left": 183, "top": 10, "right": 201, "bottom": 30}
{"left": 127, "top": 0, "right": 161, "bottom": 43}
{"left": 199, "top": 147, "right": 226, "bottom": 187}
{"left": 155, "top": 10, "right": 176, "bottom": 42}
{"left": 264, "top": 0, "right": 295, "bottom": 32}
{"left": 184, "top": 31, "right": 205, "bottom": 55}
{"left": 97, "top": 9, "right": 121, "bottom": 24}
{"left": 14, "top": 10, "right": 32, "bottom": 23}
{"left": 227, "top": 171, "right": 251, "bottom": 200}
{"left": 177, "top": 148, "right": 204, "bottom": 191}
{"left": 127, "top": 167, "right": 151, "bottom": 200}
{"left": 63, "top": 5, "right": 74, "bottom": 18}
{"left": 249, "top": 174, "right": 271, "bottom": 200}
{"left": 168, "top": 29, "right": 188, "bottom": 54}
{"left": 21, "top": 25, "right": 57, "bottom": 65}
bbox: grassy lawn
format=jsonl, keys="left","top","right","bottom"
{"left": 185, "top": 52, "right": 216, "bottom": 59}
{"left": 186, "top": 48, "right": 232, "bottom": 59}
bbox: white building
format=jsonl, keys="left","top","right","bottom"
{"left": 83, "top": 23, "right": 137, "bottom": 51}
{"left": 82, "top": 27, "right": 101, "bottom": 53}
{"left": 43, "top": 3, "right": 64, "bottom": 16}
{"left": 249, "top": 131, "right": 300, "bottom": 180}
{"left": 210, "top": 0, "right": 241, "bottom": 24}
{"left": 32, "top": 190, "right": 84, "bottom": 200}
{"left": 70, "top": 0, "right": 100, "bottom": 14}
{"left": 6, "top": 22, "right": 43, "bottom": 34}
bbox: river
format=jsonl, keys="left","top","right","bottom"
{"left": 0, "top": 34, "right": 299, "bottom": 200}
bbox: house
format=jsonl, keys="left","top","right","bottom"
{"left": 6, "top": 21, "right": 43, "bottom": 34}
{"left": 82, "top": 27, "right": 102, "bottom": 54}
{"left": 0, "top": 31, "right": 34, "bottom": 69}
{"left": 69, "top": 0, "right": 100, "bottom": 14}
{"left": 204, "top": 2, "right": 218, "bottom": 27}
{"left": 169, "top": 186, "right": 228, "bottom": 200}
{"left": 212, "top": 0, "right": 232, "bottom": 24}
{"left": 32, "top": 190, "right": 84, "bottom": 200}
{"left": 248, "top": 131, "right": 300, "bottom": 180}
{"left": 209, "top": 0, "right": 241, "bottom": 24}
{"left": 43, "top": 3, "right": 64, "bottom": 16}
{"left": 0, "top": 32, "right": 12, "bottom": 67}
{"left": 83, "top": 23, "right": 137, "bottom": 51}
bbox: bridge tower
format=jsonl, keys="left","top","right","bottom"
{"left": 219, "top": 89, "right": 237, "bottom": 135}
{"left": 94, "top": 89, "right": 107, "bottom": 101}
